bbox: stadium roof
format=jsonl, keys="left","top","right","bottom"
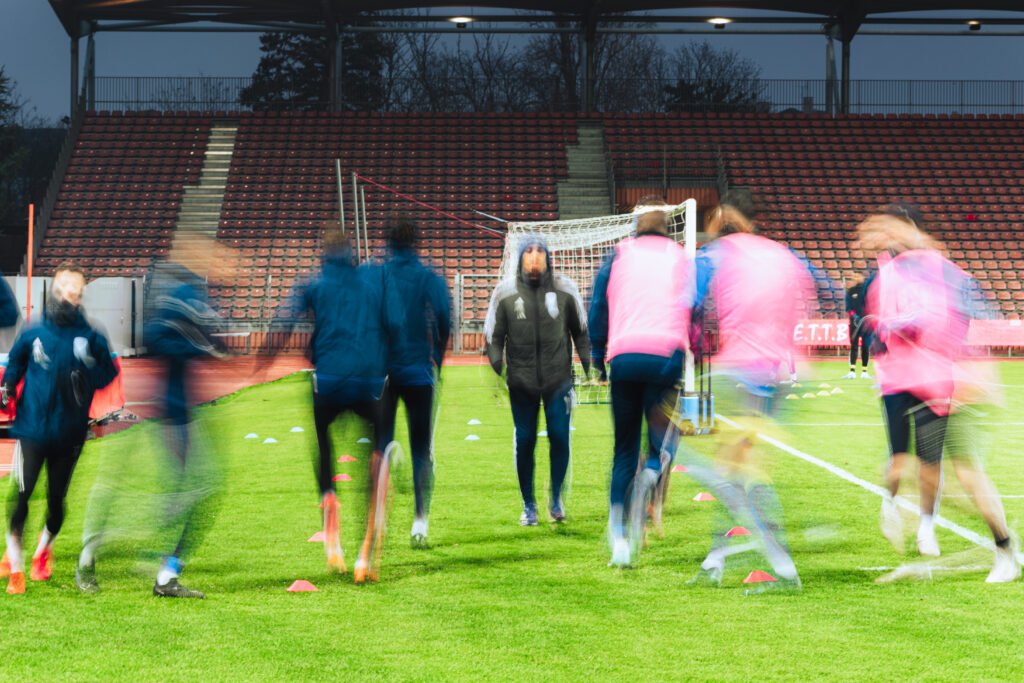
{"left": 48, "top": 1, "right": 1024, "bottom": 37}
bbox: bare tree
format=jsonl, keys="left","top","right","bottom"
{"left": 664, "top": 41, "right": 767, "bottom": 113}
{"left": 594, "top": 32, "right": 667, "bottom": 112}
{"left": 519, "top": 27, "right": 580, "bottom": 112}
{"left": 446, "top": 34, "right": 533, "bottom": 112}
{"left": 520, "top": 26, "right": 668, "bottom": 112}
{"left": 398, "top": 32, "right": 457, "bottom": 111}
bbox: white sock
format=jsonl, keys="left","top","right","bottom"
{"left": 411, "top": 517, "right": 428, "bottom": 536}
{"left": 34, "top": 528, "right": 53, "bottom": 557}
{"left": 771, "top": 556, "right": 799, "bottom": 581}
{"left": 156, "top": 557, "right": 181, "bottom": 586}
{"left": 156, "top": 568, "right": 177, "bottom": 586}
{"left": 919, "top": 514, "right": 935, "bottom": 537}
{"left": 608, "top": 504, "right": 625, "bottom": 539}
{"left": 79, "top": 541, "right": 98, "bottom": 568}
{"left": 5, "top": 533, "right": 24, "bottom": 573}
{"left": 701, "top": 547, "right": 726, "bottom": 571}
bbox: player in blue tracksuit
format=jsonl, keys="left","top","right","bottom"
{"left": 1, "top": 262, "right": 118, "bottom": 594}
{"left": 268, "top": 228, "right": 403, "bottom": 583}
{"left": 376, "top": 219, "right": 451, "bottom": 547}
{"left": 76, "top": 235, "right": 230, "bottom": 598}
{"left": 0, "top": 277, "right": 17, "bottom": 330}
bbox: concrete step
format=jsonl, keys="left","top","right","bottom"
{"left": 559, "top": 185, "right": 607, "bottom": 192}
{"left": 560, "top": 189, "right": 609, "bottom": 196}
{"left": 180, "top": 193, "right": 224, "bottom": 200}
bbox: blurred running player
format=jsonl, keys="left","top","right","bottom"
{"left": 0, "top": 276, "right": 17, "bottom": 331}
{"left": 77, "top": 234, "right": 234, "bottom": 598}
{"left": 588, "top": 199, "right": 690, "bottom": 567}
{"left": 682, "top": 200, "right": 814, "bottom": 592}
{"left": 0, "top": 262, "right": 118, "bottom": 594}
{"left": 861, "top": 204, "right": 1018, "bottom": 581}
{"left": 378, "top": 218, "right": 451, "bottom": 547}
{"left": 265, "top": 225, "right": 402, "bottom": 583}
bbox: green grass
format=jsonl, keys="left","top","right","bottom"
{"left": 3, "top": 361, "right": 1024, "bottom": 681}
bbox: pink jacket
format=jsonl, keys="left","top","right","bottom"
{"left": 606, "top": 235, "right": 691, "bottom": 361}
{"left": 867, "top": 249, "right": 967, "bottom": 414}
{"left": 710, "top": 233, "right": 813, "bottom": 379}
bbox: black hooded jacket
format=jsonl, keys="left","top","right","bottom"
{"left": 484, "top": 238, "right": 591, "bottom": 396}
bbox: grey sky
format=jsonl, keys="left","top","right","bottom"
{"left": 3, "top": 1, "right": 1024, "bottom": 120}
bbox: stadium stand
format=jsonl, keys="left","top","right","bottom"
{"left": 604, "top": 112, "right": 1024, "bottom": 319}
{"left": 37, "top": 111, "right": 211, "bottom": 278}
{"left": 33, "top": 111, "right": 1024, "bottom": 320}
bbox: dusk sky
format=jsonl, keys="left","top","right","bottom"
{"left": 4, "top": 1, "right": 1024, "bottom": 120}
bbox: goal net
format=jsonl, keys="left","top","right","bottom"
{"left": 495, "top": 199, "right": 710, "bottom": 428}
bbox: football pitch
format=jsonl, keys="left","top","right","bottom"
{"left": 3, "top": 361, "right": 1024, "bottom": 681}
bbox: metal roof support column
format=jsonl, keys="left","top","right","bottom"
{"left": 70, "top": 35, "right": 79, "bottom": 116}
{"left": 841, "top": 37, "right": 851, "bottom": 114}
{"left": 825, "top": 26, "right": 839, "bottom": 116}
{"left": 328, "top": 26, "right": 342, "bottom": 112}
{"left": 85, "top": 28, "right": 96, "bottom": 111}
{"left": 580, "top": 14, "right": 597, "bottom": 112}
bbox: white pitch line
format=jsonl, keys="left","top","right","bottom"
{"left": 715, "top": 414, "right": 1024, "bottom": 562}
{"left": 783, "top": 422, "right": 1024, "bottom": 428}
{"left": 900, "top": 493, "right": 1024, "bottom": 499}
{"left": 858, "top": 565, "right": 991, "bottom": 572}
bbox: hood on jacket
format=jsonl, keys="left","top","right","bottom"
{"left": 517, "top": 233, "right": 553, "bottom": 286}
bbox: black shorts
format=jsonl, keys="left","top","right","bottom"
{"left": 881, "top": 392, "right": 947, "bottom": 464}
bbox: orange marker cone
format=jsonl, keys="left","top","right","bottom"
{"left": 725, "top": 526, "right": 752, "bottom": 537}
{"left": 692, "top": 492, "right": 716, "bottom": 502}
{"left": 333, "top": 473, "right": 352, "bottom": 482}
{"left": 672, "top": 464, "right": 688, "bottom": 473}
{"left": 287, "top": 580, "right": 318, "bottom": 592}
{"left": 308, "top": 532, "right": 326, "bottom": 543}
{"left": 743, "top": 570, "right": 777, "bottom": 584}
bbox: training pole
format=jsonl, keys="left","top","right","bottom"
{"left": 360, "top": 185, "right": 369, "bottom": 262}
{"left": 26, "top": 203, "right": 34, "bottom": 323}
{"left": 352, "top": 172, "right": 362, "bottom": 263}
{"left": 335, "top": 159, "right": 346, "bottom": 235}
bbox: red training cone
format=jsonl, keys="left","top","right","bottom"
{"left": 725, "top": 526, "right": 752, "bottom": 537}
{"left": 308, "top": 532, "right": 326, "bottom": 543}
{"left": 332, "top": 473, "right": 352, "bottom": 482}
{"left": 672, "top": 464, "right": 688, "bottom": 473}
{"left": 287, "top": 580, "right": 318, "bottom": 592}
{"left": 742, "top": 570, "right": 777, "bottom": 584}
{"left": 692, "top": 492, "right": 716, "bottom": 502}
{"left": 338, "top": 455, "right": 357, "bottom": 463}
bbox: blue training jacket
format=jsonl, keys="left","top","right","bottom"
{"left": 0, "top": 278, "right": 18, "bottom": 329}
{"left": 279, "top": 249, "right": 403, "bottom": 402}
{"left": 383, "top": 248, "right": 451, "bottom": 386}
{"left": 143, "top": 260, "right": 227, "bottom": 424}
{"left": 2, "top": 310, "right": 119, "bottom": 445}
